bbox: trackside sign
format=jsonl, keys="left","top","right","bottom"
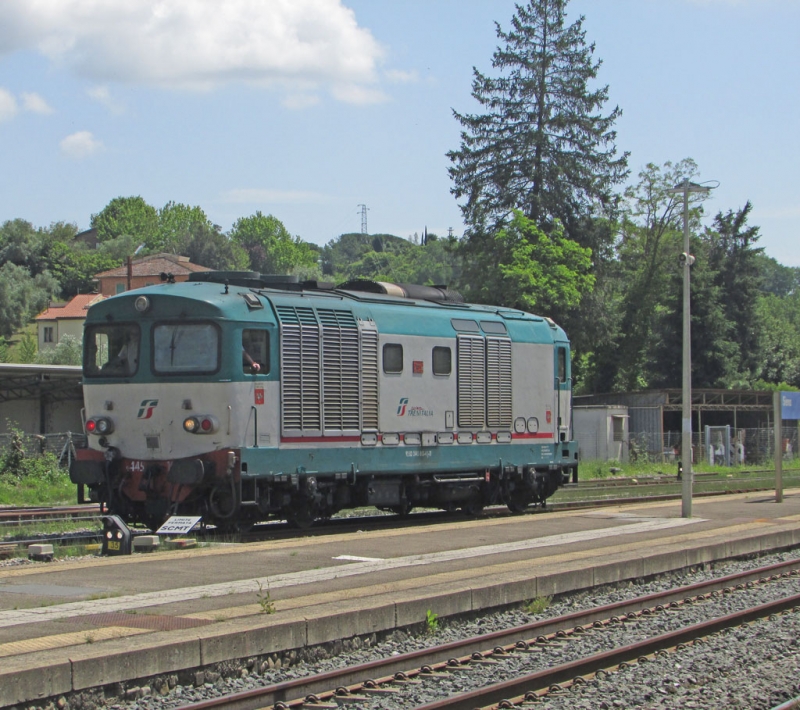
{"left": 781, "top": 392, "right": 800, "bottom": 421}
{"left": 156, "top": 516, "right": 202, "bottom": 535}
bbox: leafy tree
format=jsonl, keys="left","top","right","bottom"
{"left": 229, "top": 212, "right": 317, "bottom": 274}
{"left": 460, "top": 211, "right": 594, "bottom": 312}
{"left": 0, "top": 219, "right": 49, "bottom": 274}
{"left": 649, "top": 235, "right": 739, "bottom": 389}
{"left": 95, "top": 233, "right": 141, "bottom": 262}
{"left": 91, "top": 196, "right": 159, "bottom": 248}
{"left": 755, "top": 254, "right": 799, "bottom": 297}
{"left": 0, "top": 263, "right": 59, "bottom": 338}
{"left": 321, "top": 233, "right": 413, "bottom": 276}
{"left": 757, "top": 292, "right": 800, "bottom": 387}
{"left": 704, "top": 202, "right": 764, "bottom": 383}
{"left": 35, "top": 334, "right": 82, "bottom": 366}
{"left": 587, "top": 160, "right": 706, "bottom": 391}
{"left": 447, "top": 0, "right": 628, "bottom": 244}
{"left": 15, "top": 332, "right": 39, "bottom": 364}
{"left": 179, "top": 221, "right": 249, "bottom": 271}
{"left": 156, "top": 202, "right": 214, "bottom": 253}
{"left": 45, "top": 242, "right": 119, "bottom": 297}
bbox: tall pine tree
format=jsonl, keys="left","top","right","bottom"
{"left": 447, "top": 0, "right": 628, "bottom": 245}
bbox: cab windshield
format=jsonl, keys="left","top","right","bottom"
{"left": 84, "top": 324, "right": 140, "bottom": 377}
{"left": 153, "top": 322, "right": 220, "bottom": 374}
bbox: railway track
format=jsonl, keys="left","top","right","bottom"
{"left": 1, "top": 472, "right": 798, "bottom": 551}
{"left": 169, "top": 557, "right": 800, "bottom": 710}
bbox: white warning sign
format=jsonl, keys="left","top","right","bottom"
{"left": 156, "top": 516, "right": 202, "bottom": 535}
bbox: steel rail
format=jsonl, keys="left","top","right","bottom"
{"left": 415, "top": 591, "right": 800, "bottom": 710}
{"left": 172, "top": 558, "right": 800, "bottom": 710}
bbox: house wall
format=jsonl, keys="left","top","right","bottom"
{"left": 38, "top": 319, "right": 85, "bottom": 350}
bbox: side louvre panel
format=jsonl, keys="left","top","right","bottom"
{"left": 277, "top": 305, "right": 321, "bottom": 436}
{"left": 486, "top": 337, "right": 512, "bottom": 428}
{"left": 359, "top": 320, "right": 379, "bottom": 431}
{"left": 276, "top": 304, "right": 379, "bottom": 438}
{"left": 318, "top": 308, "right": 360, "bottom": 435}
{"left": 457, "top": 335, "right": 486, "bottom": 428}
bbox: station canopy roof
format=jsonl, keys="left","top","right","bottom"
{"left": 0, "top": 364, "right": 82, "bottom": 403}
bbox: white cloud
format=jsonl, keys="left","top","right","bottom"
{"left": 221, "top": 188, "right": 330, "bottom": 205}
{"left": 281, "top": 93, "right": 321, "bottom": 110}
{"left": 21, "top": 91, "right": 53, "bottom": 114}
{"left": 0, "top": 88, "right": 19, "bottom": 121}
{"left": 87, "top": 85, "right": 124, "bottom": 114}
{"left": 385, "top": 69, "right": 418, "bottom": 84}
{"left": 0, "top": 0, "right": 386, "bottom": 104}
{"left": 60, "top": 130, "right": 103, "bottom": 159}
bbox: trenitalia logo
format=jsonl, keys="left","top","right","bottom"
{"left": 397, "top": 397, "right": 433, "bottom": 417}
{"left": 137, "top": 399, "right": 159, "bottom": 419}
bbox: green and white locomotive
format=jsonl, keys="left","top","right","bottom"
{"left": 70, "top": 272, "right": 578, "bottom": 529}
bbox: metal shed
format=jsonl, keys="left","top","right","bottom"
{"left": 573, "top": 405, "right": 629, "bottom": 462}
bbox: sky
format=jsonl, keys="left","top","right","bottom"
{"left": 0, "top": 0, "right": 798, "bottom": 266}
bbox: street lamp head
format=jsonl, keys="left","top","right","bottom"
{"left": 666, "top": 179, "right": 719, "bottom": 196}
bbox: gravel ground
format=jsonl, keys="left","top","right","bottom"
{"left": 58, "top": 548, "right": 797, "bottom": 710}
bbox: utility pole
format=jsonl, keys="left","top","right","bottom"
{"left": 357, "top": 204, "right": 368, "bottom": 234}
{"left": 666, "top": 179, "right": 716, "bottom": 518}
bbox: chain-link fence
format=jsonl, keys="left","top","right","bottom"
{"left": 0, "top": 432, "right": 87, "bottom": 469}
{"left": 620, "top": 426, "right": 800, "bottom": 465}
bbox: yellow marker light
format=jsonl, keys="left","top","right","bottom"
{"left": 183, "top": 417, "right": 199, "bottom": 433}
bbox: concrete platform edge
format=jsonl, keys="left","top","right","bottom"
{"left": 1, "top": 523, "right": 798, "bottom": 707}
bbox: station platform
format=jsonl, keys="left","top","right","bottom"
{"left": 1, "top": 489, "right": 800, "bottom": 707}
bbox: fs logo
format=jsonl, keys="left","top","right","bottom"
{"left": 397, "top": 397, "right": 409, "bottom": 416}
{"left": 137, "top": 399, "right": 159, "bottom": 419}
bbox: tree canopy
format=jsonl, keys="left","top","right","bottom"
{"left": 448, "top": 0, "right": 628, "bottom": 242}
{"left": 229, "top": 211, "right": 317, "bottom": 275}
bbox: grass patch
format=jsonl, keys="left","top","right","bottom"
{"left": 524, "top": 595, "right": 552, "bottom": 615}
{"left": 425, "top": 609, "right": 439, "bottom": 634}
{"left": 0, "top": 469, "right": 75, "bottom": 507}
{"left": 256, "top": 580, "right": 276, "bottom": 614}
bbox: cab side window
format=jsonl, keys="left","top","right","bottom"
{"left": 383, "top": 343, "right": 403, "bottom": 374}
{"left": 432, "top": 346, "right": 451, "bottom": 376}
{"left": 557, "top": 347, "right": 567, "bottom": 382}
{"left": 243, "top": 330, "right": 270, "bottom": 373}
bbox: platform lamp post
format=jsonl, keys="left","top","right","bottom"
{"left": 666, "top": 179, "right": 717, "bottom": 518}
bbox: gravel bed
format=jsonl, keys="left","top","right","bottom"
{"left": 59, "top": 548, "right": 798, "bottom": 710}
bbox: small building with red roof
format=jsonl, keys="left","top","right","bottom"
{"left": 35, "top": 293, "right": 106, "bottom": 351}
{"left": 93, "top": 253, "right": 210, "bottom": 297}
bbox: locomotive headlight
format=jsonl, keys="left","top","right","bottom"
{"left": 134, "top": 295, "right": 151, "bottom": 313}
{"left": 183, "top": 416, "right": 219, "bottom": 434}
{"left": 95, "top": 417, "right": 114, "bottom": 435}
{"left": 86, "top": 417, "right": 114, "bottom": 435}
{"left": 527, "top": 417, "right": 539, "bottom": 433}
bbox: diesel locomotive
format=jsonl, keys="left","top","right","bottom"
{"left": 69, "top": 271, "right": 578, "bottom": 529}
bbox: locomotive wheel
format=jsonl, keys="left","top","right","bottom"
{"left": 461, "top": 501, "right": 484, "bottom": 517}
{"left": 506, "top": 500, "right": 529, "bottom": 514}
{"left": 288, "top": 506, "right": 315, "bottom": 529}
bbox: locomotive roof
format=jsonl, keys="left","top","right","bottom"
{"left": 85, "top": 274, "right": 568, "bottom": 344}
